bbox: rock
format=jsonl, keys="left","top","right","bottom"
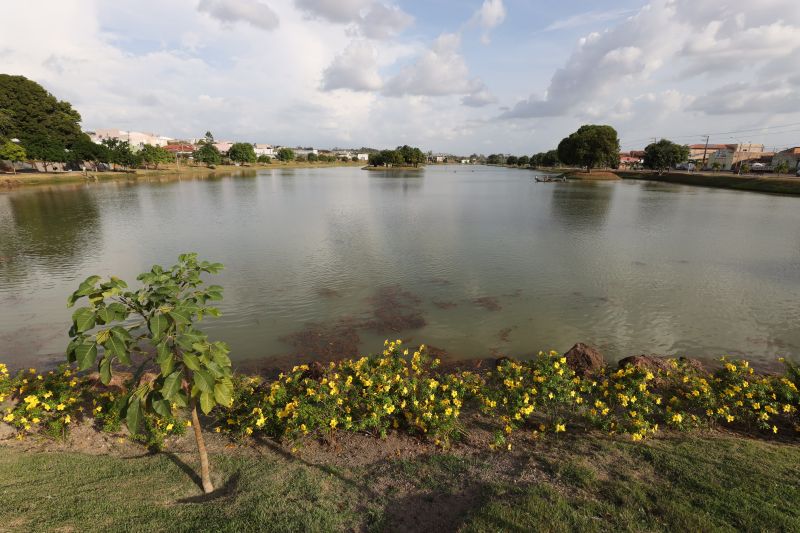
{"left": 617, "top": 355, "right": 705, "bottom": 374}
{"left": 0, "top": 421, "right": 16, "bottom": 440}
{"left": 564, "top": 343, "right": 605, "bottom": 377}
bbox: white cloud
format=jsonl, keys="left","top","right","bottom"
{"left": 471, "top": 0, "right": 506, "bottom": 44}
{"left": 502, "top": 0, "right": 800, "bottom": 120}
{"left": 382, "top": 33, "right": 492, "bottom": 105}
{"left": 321, "top": 40, "right": 382, "bottom": 91}
{"left": 461, "top": 84, "right": 497, "bottom": 107}
{"left": 544, "top": 8, "right": 635, "bottom": 31}
{"left": 357, "top": 3, "right": 414, "bottom": 40}
{"left": 294, "top": 0, "right": 371, "bottom": 23}
{"left": 197, "top": 0, "right": 279, "bottom": 31}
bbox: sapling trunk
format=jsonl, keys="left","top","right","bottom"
{"left": 189, "top": 397, "right": 214, "bottom": 494}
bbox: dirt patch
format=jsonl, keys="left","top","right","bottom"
{"left": 566, "top": 171, "right": 620, "bottom": 180}
{"left": 363, "top": 285, "right": 426, "bottom": 333}
{"left": 472, "top": 296, "right": 502, "bottom": 311}
{"left": 279, "top": 319, "right": 362, "bottom": 365}
{"left": 432, "top": 300, "right": 458, "bottom": 310}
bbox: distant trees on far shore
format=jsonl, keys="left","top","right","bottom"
{"left": 368, "top": 145, "right": 424, "bottom": 167}
{"left": 485, "top": 150, "right": 560, "bottom": 168}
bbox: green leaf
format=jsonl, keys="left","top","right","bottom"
{"left": 173, "top": 391, "right": 188, "bottom": 408}
{"left": 126, "top": 397, "right": 143, "bottom": 434}
{"left": 149, "top": 314, "right": 168, "bottom": 340}
{"left": 72, "top": 307, "right": 96, "bottom": 333}
{"left": 151, "top": 397, "right": 172, "bottom": 418}
{"left": 193, "top": 369, "right": 214, "bottom": 392}
{"left": 176, "top": 330, "right": 205, "bottom": 350}
{"left": 161, "top": 370, "right": 182, "bottom": 400}
{"left": 199, "top": 391, "right": 215, "bottom": 414}
{"left": 156, "top": 343, "right": 174, "bottom": 375}
{"left": 67, "top": 275, "right": 101, "bottom": 307}
{"left": 182, "top": 352, "right": 201, "bottom": 371}
{"left": 105, "top": 333, "right": 128, "bottom": 360}
{"left": 99, "top": 356, "right": 112, "bottom": 385}
{"left": 169, "top": 308, "right": 192, "bottom": 326}
{"left": 214, "top": 381, "right": 233, "bottom": 407}
{"left": 75, "top": 342, "right": 98, "bottom": 371}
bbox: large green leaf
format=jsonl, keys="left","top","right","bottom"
{"left": 153, "top": 339, "right": 171, "bottom": 371}
{"left": 199, "top": 391, "right": 215, "bottom": 414}
{"left": 214, "top": 381, "right": 233, "bottom": 407}
{"left": 72, "top": 307, "right": 96, "bottom": 333}
{"left": 161, "top": 370, "right": 182, "bottom": 400}
{"left": 105, "top": 333, "right": 128, "bottom": 360}
{"left": 75, "top": 342, "right": 98, "bottom": 371}
{"left": 126, "top": 397, "right": 143, "bottom": 434}
{"left": 149, "top": 314, "right": 168, "bottom": 340}
{"left": 182, "top": 352, "right": 201, "bottom": 371}
{"left": 99, "top": 356, "right": 112, "bottom": 385}
{"left": 193, "top": 369, "right": 214, "bottom": 392}
{"left": 151, "top": 397, "right": 172, "bottom": 418}
{"left": 176, "top": 330, "right": 204, "bottom": 350}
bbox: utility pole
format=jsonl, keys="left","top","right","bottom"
{"left": 701, "top": 135, "right": 710, "bottom": 170}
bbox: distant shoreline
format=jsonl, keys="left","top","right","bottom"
{"left": 0, "top": 161, "right": 363, "bottom": 189}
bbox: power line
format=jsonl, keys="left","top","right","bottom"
{"left": 622, "top": 121, "right": 800, "bottom": 146}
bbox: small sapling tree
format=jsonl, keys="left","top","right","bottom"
{"left": 66, "top": 253, "right": 231, "bottom": 493}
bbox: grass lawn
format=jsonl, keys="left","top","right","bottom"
{"left": 1, "top": 433, "right": 798, "bottom": 532}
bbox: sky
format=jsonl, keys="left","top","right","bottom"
{"left": 1, "top": 0, "right": 799, "bottom": 154}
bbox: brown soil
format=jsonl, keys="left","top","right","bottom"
{"left": 566, "top": 171, "right": 621, "bottom": 180}
{"left": 363, "top": 285, "right": 426, "bottom": 333}
{"left": 472, "top": 296, "right": 502, "bottom": 311}
{"left": 432, "top": 300, "right": 458, "bottom": 310}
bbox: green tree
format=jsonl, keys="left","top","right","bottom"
{"left": 518, "top": 155, "right": 530, "bottom": 167}
{"left": 139, "top": 144, "right": 173, "bottom": 170}
{"left": 0, "top": 75, "right": 86, "bottom": 161}
{"left": 66, "top": 253, "right": 230, "bottom": 494}
{"left": 541, "top": 150, "right": 560, "bottom": 167}
{"left": 0, "top": 141, "right": 26, "bottom": 174}
{"left": 102, "top": 138, "right": 140, "bottom": 170}
{"left": 256, "top": 154, "right": 272, "bottom": 164}
{"left": 277, "top": 148, "right": 295, "bottom": 162}
{"left": 643, "top": 139, "right": 690, "bottom": 174}
{"left": 487, "top": 154, "right": 502, "bottom": 165}
{"left": 307, "top": 152, "right": 319, "bottom": 162}
{"left": 228, "top": 143, "right": 257, "bottom": 164}
{"left": 774, "top": 161, "right": 790, "bottom": 174}
{"left": 506, "top": 155, "right": 519, "bottom": 166}
{"left": 194, "top": 144, "right": 222, "bottom": 166}
{"left": 557, "top": 125, "right": 620, "bottom": 171}
{"left": 68, "top": 136, "right": 111, "bottom": 168}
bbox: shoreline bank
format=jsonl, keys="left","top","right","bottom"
{"left": 0, "top": 161, "right": 363, "bottom": 189}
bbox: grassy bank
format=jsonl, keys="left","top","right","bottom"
{"left": 2, "top": 432, "right": 799, "bottom": 532}
{"left": 0, "top": 161, "right": 362, "bottom": 188}
{"left": 618, "top": 170, "right": 800, "bottom": 195}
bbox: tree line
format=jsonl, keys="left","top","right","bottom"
{"left": 368, "top": 145, "right": 425, "bottom": 167}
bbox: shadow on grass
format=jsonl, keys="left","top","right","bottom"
{"left": 175, "top": 470, "right": 241, "bottom": 504}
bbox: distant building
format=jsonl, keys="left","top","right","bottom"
{"left": 213, "top": 142, "right": 233, "bottom": 154}
{"left": 619, "top": 152, "right": 644, "bottom": 169}
{"left": 707, "top": 144, "right": 766, "bottom": 171}
{"left": 356, "top": 153, "right": 369, "bottom": 161}
{"left": 687, "top": 144, "right": 732, "bottom": 165}
{"left": 772, "top": 147, "right": 800, "bottom": 171}
{"left": 294, "top": 148, "right": 318, "bottom": 157}
{"left": 89, "top": 129, "right": 171, "bottom": 150}
{"left": 165, "top": 143, "right": 196, "bottom": 156}
{"left": 253, "top": 144, "right": 274, "bottom": 157}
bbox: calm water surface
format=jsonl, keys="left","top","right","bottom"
{"left": 1, "top": 165, "right": 799, "bottom": 369}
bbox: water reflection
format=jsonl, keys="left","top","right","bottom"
{"left": 0, "top": 187, "right": 100, "bottom": 276}
{"left": 548, "top": 182, "right": 614, "bottom": 230}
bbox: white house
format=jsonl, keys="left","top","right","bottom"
{"left": 356, "top": 153, "right": 369, "bottom": 161}
{"left": 88, "top": 129, "right": 172, "bottom": 150}
{"left": 254, "top": 144, "right": 274, "bottom": 157}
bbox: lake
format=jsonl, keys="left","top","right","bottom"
{"left": 1, "top": 165, "right": 799, "bottom": 370}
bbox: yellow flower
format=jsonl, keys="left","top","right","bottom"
{"left": 330, "top": 418, "right": 338, "bottom": 429}
{"left": 245, "top": 427, "right": 253, "bottom": 435}
{"left": 166, "top": 423, "right": 174, "bottom": 431}
{"left": 555, "top": 423, "right": 566, "bottom": 433}
{"left": 773, "top": 425, "right": 778, "bottom": 434}
{"left": 56, "top": 403, "right": 66, "bottom": 411}
{"left": 32, "top": 417, "right": 40, "bottom": 424}
{"left": 64, "top": 415, "right": 71, "bottom": 424}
